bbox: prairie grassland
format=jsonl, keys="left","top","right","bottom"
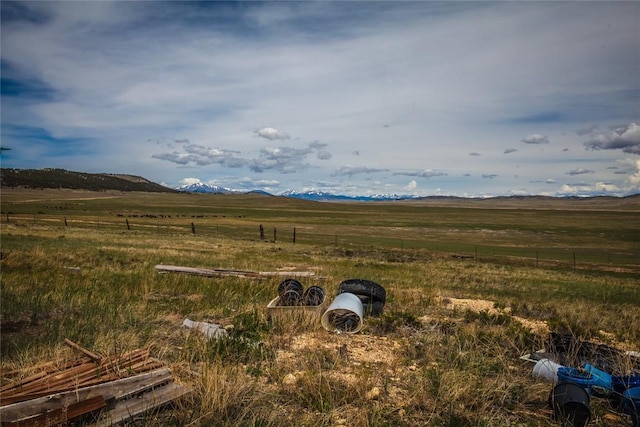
{"left": 1, "top": 190, "right": 639, "bottom": 426}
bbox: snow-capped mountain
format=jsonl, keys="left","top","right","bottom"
{"left": 279, "top": 190, "right": 419, "bottom": 202}
{"left": 175, "top": 184, "right": 419, "bottom": 201}
{"left": 175, "top": 182, "right": 233, "bottom": 194}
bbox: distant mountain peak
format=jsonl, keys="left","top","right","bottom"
{"left": 175, "top": 182, "right": 233, "bottom": 194}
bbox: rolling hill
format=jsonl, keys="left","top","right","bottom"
{"left": 0, "top": 168, "right": 176, "bottom": 193}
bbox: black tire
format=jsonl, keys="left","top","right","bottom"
{"left": 278, "top": 289, "right": 302, "bottom": 306}
{"left": 278, "top": 278, "right": 303, "bottom": 296}
{"left": 363, "top": 300, "right": 385, "bottom": 317}
{"left": 338, "top": 279, "right": 386, "bottom": 304}
{"left": 302, "top": 286, "right": 325, "bottom": 306}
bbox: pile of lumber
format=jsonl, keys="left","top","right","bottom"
{"left": 0, "top": 340, "right": 192, "bottom": 426}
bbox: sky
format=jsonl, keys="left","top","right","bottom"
{"left": 1, "top": 1, "right": 639, "bottom": 198}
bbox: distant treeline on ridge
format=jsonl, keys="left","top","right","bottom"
{"left": 0, "top": 168, "right": 176, "bottom": 193}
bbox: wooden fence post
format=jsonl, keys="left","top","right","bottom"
{"left": 191, "top": 222, "right": 196, "bottom": 234}
{"left": 126, "top": 218, "right": 130, "bottom": 230}
{"left": 273, "top": 227, "right": 277, "bottom": 242}
{"left": 64, "top": 217, "right": 68, "bottom": 227}
{"left": 293, "top": 227, "right": 296, "bottom": 243}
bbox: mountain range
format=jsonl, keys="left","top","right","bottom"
{"left": 3, "top": 168, "right": 639, "bottom": 202}
{"left": 176, "top": 182, "right": 418, "bottom": 201}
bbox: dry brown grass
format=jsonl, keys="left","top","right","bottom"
{"left": 2, "top": 191, "right": 639, "bottom": 426}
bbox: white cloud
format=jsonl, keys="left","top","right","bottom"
{"left": 405, "top": 180, "right": 417, "bottom": 191}
{"left": 179, "top": 177, "right": 202, "bottom": 186}
{"left": 594, "top": 182, "right": 620, "bottom": 193}
{"left": 255, "top": 127, "right": 290, "bottom": 141}
{"left": 626, "top": 159, "right": 640, "bottom": 192}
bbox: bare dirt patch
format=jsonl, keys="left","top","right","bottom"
{"left": 438, "top": 296, "right": 549, "bottom": 334}
{"left": 276, "top": 331, "right": 405, "bottom": 372}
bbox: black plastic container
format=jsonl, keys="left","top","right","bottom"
{"left": 550, "top": 382, "right": 591, "bottom": 427}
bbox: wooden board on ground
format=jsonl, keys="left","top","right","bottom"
{"left": 155, "top": 264, "right": 317, "bottom": 278}
{"left": 88, "top": 382, "right": 192, "bottom": 427}
{"left": 0, "top": 369, "right": 174, "bottom": 424}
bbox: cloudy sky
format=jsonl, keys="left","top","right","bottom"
{"left": 2, "top": 1, "right": 639, "bottom": 197}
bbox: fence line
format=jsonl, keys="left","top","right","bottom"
{"left": 1, "top": 213, "right": 637, "bottom": 272}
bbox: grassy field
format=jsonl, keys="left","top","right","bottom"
{"left": 1, "top": 189, "right": 639, "bottom": 426}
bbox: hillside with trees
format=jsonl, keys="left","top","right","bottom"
{"left": 0, "top": 168, "right": 176, "bottom": 193}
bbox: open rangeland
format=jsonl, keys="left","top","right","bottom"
{"left": 1, "top": 189, "right": 639, "bottom": 426}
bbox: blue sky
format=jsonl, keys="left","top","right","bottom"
{"left": 1, "top": 1, "right": 639, "bottom": 197}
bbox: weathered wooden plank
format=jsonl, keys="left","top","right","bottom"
{"left": 1, "top": 349, "right": 163, "bottom": 405}
{"left": 88, "top": 382, "right": 192, "bottom": 427}
{"left": 1, "top": 395, "right": 106, "bottom": 427}
{"left": 0, "top": 369, "right": 173, "bottom": 423}
{"left": 155, "top": 264, "right": 316, "bottom": 278}
{"left": 155, "top": 264, "right": 256, "bottom": 277}
{"left": 257, "top": 271, "right": 318, "bottom": 277}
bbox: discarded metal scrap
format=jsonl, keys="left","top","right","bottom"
{"left": 0, "top": 340, "right": 191, "bottom": 427}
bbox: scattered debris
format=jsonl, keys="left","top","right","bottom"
{"left": 267, "top": 279, "right": 327, "bottom": 323}
{"left": 155, "top": 264, "right": 317, "bottom": 278}
{"left": 182, "top": 319, "right": 228, "bottom": 339}
{"left": 266, "top": 278, "right": 385, "bottom": 332}
{"left": 0, "top": 340, "right": 191, "bottom": 426}
{"left": 524, "top": 332, "right": 640, "bottom": 426}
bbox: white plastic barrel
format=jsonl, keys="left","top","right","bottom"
{"left": 321, "top": 293, "right": 364, "bottom": 333}
{"left": 533, "top": 358, "right": 563, "bottom": 383}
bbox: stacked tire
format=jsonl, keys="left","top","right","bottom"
{"left": 277, "top": 279, "right": 325, "bottom": 307}
{"left": 277, "top": 279, "right": 304, "bottom": 306}
{"left": 337, "top": 279, "right": 386, "bottom": 317}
